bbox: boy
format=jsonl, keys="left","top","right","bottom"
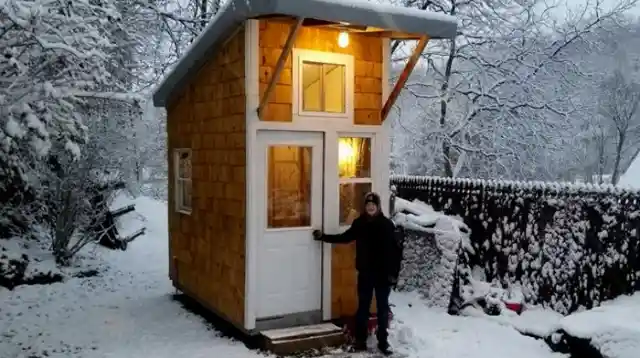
{"left": 313, "top": 192, "right": 401, "bottom": 356}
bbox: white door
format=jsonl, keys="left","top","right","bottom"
{"left": 256, "top": 130, "right": 324, "bottom": 319}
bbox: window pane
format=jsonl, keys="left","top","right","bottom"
{"left": 323, "top": 64, "right": 345, "bottom": 113}
{"left": 302, "top": 62, "right": 322, "bottom": 112}
{"left": 178, "top": 151, "right": 191, "bottom": 179}
{"left": 339, "top": 182, "right": 372, "bottom": 225}
{"left": 267, "top": 145, "right": 312, "bottom": 228}
{"left": 338, "top": 137, "right": 371, "bottom": 178}
{"left": 181, "top": 179, "right": 192, "bottom": 210}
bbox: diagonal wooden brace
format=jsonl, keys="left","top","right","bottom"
{"left": 381, "top": 35, "right": 429, "bottom": 122}
{"left": 257, "top": 17, "right": 304, "bottom": 118}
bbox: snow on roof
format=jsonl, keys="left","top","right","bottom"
{"left": 152, "top": 0, "right": 458, "bottom": 107}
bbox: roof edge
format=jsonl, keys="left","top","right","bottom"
{"left": 152, "top": 0, "right": 458, "bottom": 108}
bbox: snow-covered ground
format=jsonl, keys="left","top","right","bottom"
{"left": 460, "top": 289, "right": 640, "bottom": 358}
{"left": 0, "top": 193, "right": 605, "bottom": 358}
{"left": 388, "top": 292, "right": 565, "bottom": 358}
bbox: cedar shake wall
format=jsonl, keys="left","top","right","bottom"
{"left": 258, "top": 19, "right": 385, "bottom": 319}
{"left": 166, "top": 29, "right": 246, "bottom": 327}
{"left": 258, "top": 19, "right": 383, "bottom": 125}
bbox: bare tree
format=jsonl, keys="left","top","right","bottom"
{"left": 598, "top": 70, "right": 640, "bottom": 184}
{"left": 391, "top": 0, "right": 638, "bottom": 179}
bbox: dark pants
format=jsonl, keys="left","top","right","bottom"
{"left": 355, "top": 272, "right": 391, "bottom": 347}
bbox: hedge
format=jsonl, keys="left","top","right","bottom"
{"left": 390, "top": 175, "right": 640, "bottom": 314}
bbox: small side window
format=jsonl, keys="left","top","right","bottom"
{"left": 174, "top": 148, "right": 192, "bottom": 214}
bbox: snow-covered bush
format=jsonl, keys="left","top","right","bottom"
{"left": 41, "top": 150, "right": 104, "bottom": 264}
{"left": 391, "top": 175, "right": 640, "bottom": 314}
{"left": 392, "top": 197, "right": 472, "bottom": 310}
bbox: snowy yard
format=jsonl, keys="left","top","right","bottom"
{"left": 0, "top": 194, "right": 636, "bottom": 358}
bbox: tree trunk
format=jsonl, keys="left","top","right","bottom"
{"left": 612, "top": 133, "right": 626, "bottom": 185}
{"left": 440, "top": 39, "right": 457, "bottom": 177}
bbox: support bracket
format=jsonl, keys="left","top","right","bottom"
{"left": 257, "top": 17, "right": 304, "bottom": 118}
{"left": 381, "top": 36, "right": 429, "bottom": 122}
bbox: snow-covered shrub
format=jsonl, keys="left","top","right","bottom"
{"left": 391, "top": 175, "right": 640, "bottom": 314}
{"left": 392, "top": 197, "right": 472, "bottom": 310}
{"left": 37, "top": 144, "right": 124, "bottom": 265}
{"left": 0, "top": 235, "right": 64, "bottom": 289}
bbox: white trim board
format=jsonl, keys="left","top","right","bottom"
{"left": 244, "top": 18, "right": 260, "bottom": 331}
{"left": 380, "top": 37, "right": 391, "bottom": 216}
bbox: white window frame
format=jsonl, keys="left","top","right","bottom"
{"left": 337, "top": 134, "right": 375, "bottom": 228}
{"left": 174, "top": 148, "right": 192, "bottom": 215}
{"left": 292, "top": 48, "right": 354, "bottom": 121}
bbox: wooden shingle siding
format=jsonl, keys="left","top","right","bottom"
{"left": 166, "top": 28, "right": 246, "bottom": 327}
{"left": 258, "top": 19, "right": 383, "bottom": 125}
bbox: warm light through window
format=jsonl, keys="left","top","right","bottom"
{"left": 338, "top": 137, "right": 372, "bottom": 225}
{"left": 338, "top": 139, "right": 356, "bottom": 176}
{"left": 338, "top": 137, "right": 371, "bottom": 179}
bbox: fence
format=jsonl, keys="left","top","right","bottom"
{"left": 390, "top": 175, "right": 640, "bottom": 314}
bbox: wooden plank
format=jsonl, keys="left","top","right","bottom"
{"left": 257, "top": 17, "right": 304, "bottom": 118}
{"left": 262, "top": 323, "right": 342, "bottom": 340}
{"left": 381, "top": 36, "right": 429, "bottom": 122}
{"left": 266, "top": 332, "right": 345, "bottom": 355}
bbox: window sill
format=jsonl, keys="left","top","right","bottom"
{"left": 297, "top": 111, "right": 350, "bottom": 118}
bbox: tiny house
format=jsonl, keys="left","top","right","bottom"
{"left": 152, "top": 0, "right": 456, "bottom": 339}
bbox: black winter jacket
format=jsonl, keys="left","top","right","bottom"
{"left": 320, "top": 213, "right": 402, "bottom": 281}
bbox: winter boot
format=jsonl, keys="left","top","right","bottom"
{"left": 350, "top": 341, "right": 368, "bottom": 353}
{"left": 378, "top": 342, "right": 393, "bottom": 356}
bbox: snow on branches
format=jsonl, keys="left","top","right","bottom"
{"left": 391, "top": 0, "right": 639, "bottom": 181}
{"left": 0, "top": 0, "right": 139, "bottom": 187}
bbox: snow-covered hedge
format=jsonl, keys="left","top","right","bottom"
{"left": 391, "top": 175, "right": 640, "bottom": 314}
{"left": 392, "top": 197, "right": 472, "bottom": 310}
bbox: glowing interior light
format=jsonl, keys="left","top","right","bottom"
{"left": 338, "top": 31, "right": 349, "bottom": 48}
{"left": 338, "top": 139, "right": 356, "bottom": 177}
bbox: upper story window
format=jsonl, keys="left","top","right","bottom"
{"left": 302, "top": 62, "right": 345, "bottom": 113}
{"left": 293, "top": 49, "right": 353, "bottom": 119}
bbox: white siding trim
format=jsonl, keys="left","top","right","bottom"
{"left": 380, "top": 38, "right": 391, "bottom": 215}
{"left": 244, "top": 19, "right": 260, "bottom": 331}
{"left": 322, "top": 130, "right": 337, "bottom": 321}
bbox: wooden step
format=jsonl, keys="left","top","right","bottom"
{"left": 261, "top": 323, "right": 346, "bottom": 355}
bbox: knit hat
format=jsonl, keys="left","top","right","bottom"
{"left": 364, "top": 192, "right": 381, "bottom": 208}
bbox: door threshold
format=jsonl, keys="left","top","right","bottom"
{"left": 255, "top": 309, "right": 323, "bottom": 331}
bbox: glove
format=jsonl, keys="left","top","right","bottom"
{"left": 312, "top": 229, "right": 323, "bottom": 241}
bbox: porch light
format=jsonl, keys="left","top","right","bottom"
{"left": 338, "top": 31, "right": 349, "bottom": 48}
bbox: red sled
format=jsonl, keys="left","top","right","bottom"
{"left": 343, "top": 309, "right": 394, "bottom": 339}
{"left": 504, "top": 302, "right": 523, "bottom": 314}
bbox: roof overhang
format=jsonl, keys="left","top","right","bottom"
{"left": 152, "top": 0, "right": 458, "bottom": 108}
